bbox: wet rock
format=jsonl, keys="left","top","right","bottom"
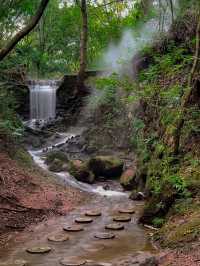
{"left": 45, "top": 150, "right": 69, "bottom": 164}
{"left": 94, "top": 232, "right": 115, "bottom": 239}
{"left": 105, "top": 223, "right": 124, "bottom": 230}
{"left": 139, "top": 181, "right": 176, "bottom": 225}
{"left": 113, "top": 215, "right": 131, "bottom": 222}
{"left": 85, "top": 210, "right": 102, "bottom": 217}
{"left": 63, "top": 225, "right": 84, "bottom": 232}
{"left": 68, "top": 160, "right": 95, "bottom": 184}
{"left": 118, "top": 207, "right": 135, "bottom": 214}
{"left": 103, "top": 184, "right": 110, "bottom": 190}
{"left": 129, "top": 191, "right": 146, "bottom": 201}
{"left": 120, "top": 168, "right": 137, "bottom": 190}
{"left": 59, "top": 258, "right": 87, "bottom": 266}
{"left": 88, "top": 156, "right": 123, "bottom": 179}
{"left": 75, "top": 217, "right": 93, "bottom": 223}
{"left": 139, "top": 257, "right": 158, "bottom": 266}
{"left": 26, "top": 246, "right": 51, "bottom": 254}
{"left": 48, "top": 234, "right": 69, "bottom": 242}
{"left": 48, "top": 158, "right": 64, "bottom": 172}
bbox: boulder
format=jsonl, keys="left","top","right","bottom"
{"left": 129, "top": 190, "right": 146, "bottom": 201}
{"left": 120, "top": 168, "right": 137, "bottom": 190}
{"left": 139, "top": 182, "right": 176, "bottom": 225}
{"left": 88, "top": 156, "right": 123, "bottom": 179}
{"left": 48, "top": 158, "right": 64, "bottom": 172}
{"left": 45, "top": 150, "right": 68, "bottom": 164}
{"left": 68, "top": 160, "right": 95, "bottom": 184}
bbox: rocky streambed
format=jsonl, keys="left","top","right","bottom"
{"left": 0, "top": 128, "right": 159, "bottom": 266}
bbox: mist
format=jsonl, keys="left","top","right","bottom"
{"left": 99, "top": 0, "right": 179, "bottom": 75}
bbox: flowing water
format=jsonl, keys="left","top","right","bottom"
{"left": 0, "top": 133, "right": 157, "bottom": 265}
{"left": 29, "top": 80, "right": 58, "bottom": 120}
{"left": 0, "top": 83, "right": 157, "bottom": 265}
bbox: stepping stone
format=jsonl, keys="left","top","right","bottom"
{"left": 59, "top": 258, "right": 86, "bottom": 266}
{"left": 75, "top": 217, "right": 93, "bottom": 223}
{"left": 85, "top": 210, "right": 102, "bottom": 217}
{"left": 105, "top": 223, "right": 124, "bottom": 230}
{"left": 48, "top": 234, "right": 69, "bottom": 242}
{"left": 113, "top": 215, "right": 131, "bottom": 222}
{"left": 26, "top": 246, "right": 51, "bottom": 254}
{"left": 94, "top": 232, "right": 115, "bottom": 239}
{"left": 63, "top": 225, "right": 84, "bottom": 232}
{"left": 118, "top": 207, "right": 135, "bottom": 214}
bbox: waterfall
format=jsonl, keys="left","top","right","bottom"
{"left": 29, "top": 80, "right": 58, "bottom": 120}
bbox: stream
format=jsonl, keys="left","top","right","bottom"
{"left": 0, "top": 131, "right": 157, "bottom": 266}
{"left": 0, "top": 80, "right": 157, "bottom": 266}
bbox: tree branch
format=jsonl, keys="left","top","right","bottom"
{"left": 0, "top": 0, "right": 50, "bottom": 61}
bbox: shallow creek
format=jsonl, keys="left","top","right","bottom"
{"left": 0, "top": 132, "right": 157, "bottom": 265}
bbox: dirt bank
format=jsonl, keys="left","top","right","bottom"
{"left": 0, "top": 152, "right": 87, "bottom": 247}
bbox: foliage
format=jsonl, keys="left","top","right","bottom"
{"left": 0, "top": 83, "right": 23, "bottom": 140}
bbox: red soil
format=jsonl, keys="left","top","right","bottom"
{"left": 0, "top": 152, "right": 85, "bottom": 245}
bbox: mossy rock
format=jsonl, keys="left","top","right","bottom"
{"left": 120, "top": 168, "right": 137, "bottom": 190}
{"left": 68, "top": 160, "right": 95, "bottom": 184}
{"left": 46, "top": 151, "right": 68, "bottom": 164}
{"left": 139, "top": 182, "right": 176, "bottom": 225}
{"left": 12, "top": 148, "right": 33, "bottom": 168}
{"left": 48, "top": 158, "right": 64, "bottom": 172}
{"left": 156, "top": 213, "right": 200, "bottom": 248}
{"left": 88, "top": 156, "right": 123, "bottom": 179}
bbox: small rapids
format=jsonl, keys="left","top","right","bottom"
{"left": 29, "top": 132, "right": 127, "bottom": 197}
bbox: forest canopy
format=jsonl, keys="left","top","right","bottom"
{"left": 0, "top": 0, "right": 183, "bottom": 77}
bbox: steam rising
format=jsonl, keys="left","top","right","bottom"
{"left": 100, "top": 0, "right": 179, "bottom": 75}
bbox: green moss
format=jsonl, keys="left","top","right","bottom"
{"left": 45, "top": 151, "right": 68, "bottom": 165}
{"left": 157, "top": 213, "right": 200, "bottom": 247}
{"left": 12, "top": 148, "right": 33, "bottom": 168}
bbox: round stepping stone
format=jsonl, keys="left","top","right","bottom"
{"left": 75, "top": 217, "right": 93, "bottom": 223}
{"left": 118, "top": 207, "right": 135, "bottom": 214}
{"left": 63, "top": 225, "right": 84, "bottom": 232}
{"left": 48, "top": 234, "right": 69, "bottom": 242}
{"left": 26, "top": 246, "right": 51, "bottom": 254}
{"left": 113, "top": 215, "right": 131, "bottom": 222}
{"left": 94, "top": 232, "right": 115, "bottom": 239}
{"left": 105, "top": 223, "right": 124, "bottom": 230}
{"left": 85, "top": 210, "right": 102, "bottom": 217}
{"left": 59, "top": 258, "right": 86, "bottom": 266}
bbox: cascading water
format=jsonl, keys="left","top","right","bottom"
{"left": 29, "top": 80, "right": 58, "bottom": 120}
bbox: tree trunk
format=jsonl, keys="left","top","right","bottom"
{"left": 77, "top": 0, "right": 88, "bottom": 93}
{"left": 173, "top": 17, "right": 200, "bottom": 155}
{"left": 0, "top": 0, "right": 49, "bottom": 61}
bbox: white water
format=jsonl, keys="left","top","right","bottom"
{"left": 29, "top": 133, "right": 127, "bottom": 198}
{"left": 29, "top": 81, "right": 57, "bottom": 120}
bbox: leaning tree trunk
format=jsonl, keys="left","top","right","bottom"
{"left": 76, "top": 0, "right": 88, "bottom": 93}
{"left": 173, "top": 17, "right": 200, "bottom": 155}
{"left": 0, "top": 0, "right": 49, "bottom": 61}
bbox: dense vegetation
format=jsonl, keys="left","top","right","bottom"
{"left": 1, "top": 0, "right": 200, "bottom": 251}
